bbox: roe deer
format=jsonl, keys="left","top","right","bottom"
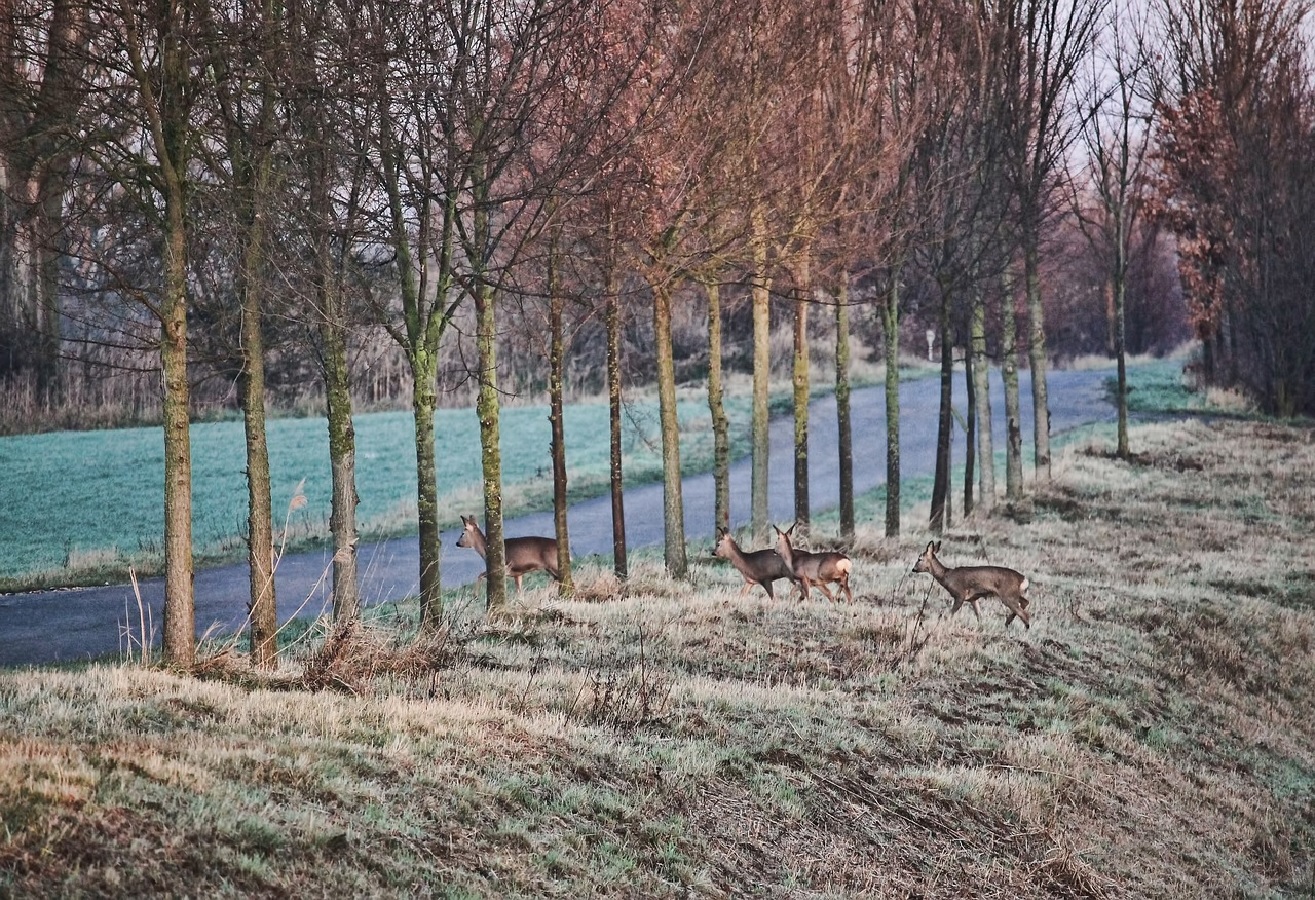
{"left": 773, "top": 524, "right": 854, "bottom": 602}
{"left": 455, "top": 515, "right": 561, "bottom": 593}
{"left": 912, "top": 540, "right": 1031, "bottom": 629}
{"left": 712, "top": 529, "right": 798, "bottom": 599}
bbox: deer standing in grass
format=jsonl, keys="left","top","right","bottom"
{"left": 713, "top": 529, "right": 798, "bottom": 599}
{"left": 455, "top": 515, "right": 561, "bottom": 593}
{"left": 773, "top": 524, "right": 854, "bottom": 602}
{"left": 912, "top": 540, "right": 1031, "bottom": 629}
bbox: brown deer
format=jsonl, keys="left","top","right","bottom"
{"left": 773, "top": 524, "right": 854, "bottom": 602}
{"left": 455, "top": 515, "right": 561, "bottom": 593}
{"left": 912, "top": 540, "right": 1031, "bottom": 629}
{"left": 712, "top": 529, "right": 798, "bottom": 599}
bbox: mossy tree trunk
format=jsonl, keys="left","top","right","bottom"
{"left": 475, "top": 275, "right": 508, "bottom": 609}
{"left": 235, "top": 165, "right": 276, "bottom": 670}
{"left": 287, "top": 7, "right": 361, "bottom": 624}
{"left": 221, "top": 0, "right": 279, "bottom": 668}
{"left": 323, "top": 315, "right": 359, "bottom": 622}
{"left": 653, "top": 279, "right": 686, "bottom": 577}
{"left": 379, "top": 115, "right": 459, "bottom": 630}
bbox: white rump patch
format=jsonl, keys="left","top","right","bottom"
{"left": 1021, "top": 576, "right": 1030, "bottom": 592}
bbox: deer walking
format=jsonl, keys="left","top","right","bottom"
{"left": 713, "top": 529, "right": 798, "bottom": 599}
{"left": 773, "top": 524, "right": 854, "bottom": 602}
{"left": 912, "top": 540, "right": 1031, "bottom": 629}
{"left": 455, "top": 515, "right": 561, "bottom": 593}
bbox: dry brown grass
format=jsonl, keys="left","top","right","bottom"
{"left": 2, "top": 418, "right": 1314, "bottom": 898}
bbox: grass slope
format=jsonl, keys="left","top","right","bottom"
{"left": 2, "top": 415, "right": 1313, "bottom": 897}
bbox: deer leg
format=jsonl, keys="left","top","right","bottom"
{"left": 814, "top": 581, "right": 836, "bottom": 602}
{"left": 761, "top": 579, "right": 776, "bottom": 600}
{"left": 1002, "top": 595, "right": 1030, "bottom": 629}
{"left": 839, "top": 575, "right": 854, "bottom": 604}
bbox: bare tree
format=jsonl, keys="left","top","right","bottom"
{"left": 205, "top": 0, "right": 285, "bottom": 667}
{"left": 104, "top": 0, "right": 207, "bottom": 666}
{"left": 997, "top": 0, "right": 1107, "bottom": 482}
{"left": 0, "top": 0, "right": 88, "bottom": 396}
{"left": 1075, "top": 4, "right": 1156, "bottom": 458}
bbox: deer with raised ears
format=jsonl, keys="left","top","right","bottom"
{"left": 773, "top": 524, "right": 854, "bottom": 603}
{"left": 455, "top": 515, "right": 561, "bottom": 593}
{"left": 912, "top": 540, "right": 1031, "bottom": 629}
{"left": 712, "top": 529, "right": 798, "bottom": 599}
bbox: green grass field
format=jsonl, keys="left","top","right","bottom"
{"left": 1, "top": 412, "right": 1312, "bottom": 896}
{"left": 0, "top": 391, "right": 755, "bottom": 589}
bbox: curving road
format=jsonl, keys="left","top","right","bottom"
{"left": 0, "top": 365, "right": 1116, "bottom": 667}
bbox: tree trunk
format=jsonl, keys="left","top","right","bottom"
{"left": 35, "top": 170, "right": 67, "bottom": 399}
{"left": 476, "top": 277, "right": 508, "bottom": 608}
{"left": 233, "top": 35, "right": 278, "bottom": 669}
{"left": 153, "top": 7, "right": 195, "bottom": 669}
{"left": 963, "top": 338, "right": 976, "bottom": 519}
{"left": 412, "top": 358, "right": 443, "bottom": 624}
{"left": 1113, "top": 261, "right": 1130, "bottom": 458}
{"left": 323, "top": 313, "right": 360, "bottom": 622}
{"left": 653, "top": 280, "right": 686, "bottom": 577}
{"left": 834, "top": 275, "right": 854, "bottom": 544}
{"left": 1002, "top": 271, "right": 1024, "bottom": 501}
{"left": 237, "top": 219, "right": 276, "bottom": 669}
{"left": 792, "top": 253, "right": 811, "bottom": 533}
{"left": 160, "top": 207, "right": 194, "bottom": 668}
{"left": 705, "top": 279, "right": 730, "bottom": 534}
{"left": 605, "top": 269, "right": 627, "bottom": 580}
{"left": 971, "top": 286, "right": 995, "bottom": 514}
{"left": 750, "top": 203, "right": 771, "bottom": 540}
{"left": 929, "top": 287, "right": 953, "bottom": 534}
{"left": 548, "top": 239, "right": 574, "bottom": 597}
{"left": 883, "top": 276, "right": 902, "bottom": 538}
{"left": 1025, "top": 239, "right": 1051, "bottom": 480}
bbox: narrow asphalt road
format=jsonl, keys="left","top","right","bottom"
{"left": 0, "top": 365, "right": 1116, "bottom": 667}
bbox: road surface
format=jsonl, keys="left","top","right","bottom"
{"left": 0, "top": 365, "right": 1116, "bottom": 667}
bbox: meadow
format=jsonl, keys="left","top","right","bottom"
{"left": 1, "top": 408, "right": 1312, "bottom": 897}
{"left": 0, "top": 389, "right": 764, "bottom": 590}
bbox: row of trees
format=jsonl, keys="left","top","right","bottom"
{"left": 2, "top": 0, "right": 1308, "bottom": 668}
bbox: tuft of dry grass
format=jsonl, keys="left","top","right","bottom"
{"left": 2, "top": 417, "right": 1314, "bottom": 898}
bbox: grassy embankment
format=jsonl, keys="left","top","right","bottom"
{"left": 2, "top": 389, "right": 1313, "bottom": 896}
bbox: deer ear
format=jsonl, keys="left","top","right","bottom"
{"left": 934, "top": 540, "right": 942, "bottom": 552}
